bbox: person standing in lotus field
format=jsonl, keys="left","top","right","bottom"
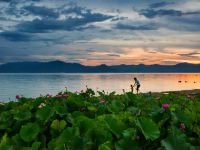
{"left": 132, "top": 77, "right": 140, "bottom": 94}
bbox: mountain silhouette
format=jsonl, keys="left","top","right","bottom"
{"left": 0, "top": 61, "right": 199, "bottom": 73}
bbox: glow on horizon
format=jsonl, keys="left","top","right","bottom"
{"left": 80, "top": 47, "right": 200, "bottom": 66}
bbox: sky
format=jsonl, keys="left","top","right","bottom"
{"left": 0, "top": 0, "right": 200, "bottom": 66}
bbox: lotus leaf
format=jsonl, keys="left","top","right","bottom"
{"left": 19, "top": 123, "right": 40, "bottom": 142}
{"left": 50, "top": 120, "right": 67, "bottom": 131}
{"left": 136, "top": 117, "right": 160, "bottom": 140}
{"left": 14, "top": 109, "right": 31, "bottom": 121}
{"left": 36, "top": 106, "right": 53, "bottom": 122}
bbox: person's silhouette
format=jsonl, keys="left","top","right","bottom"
{"left": 133, "top": 77, "right": 140, "bottom": 94}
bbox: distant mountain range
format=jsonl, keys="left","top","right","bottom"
{"left": 0, "top": 61, "right": 200, "bottom": 73}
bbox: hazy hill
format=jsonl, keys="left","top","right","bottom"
{"left": 0, "top": 61, "right": 199, "bottom": 73}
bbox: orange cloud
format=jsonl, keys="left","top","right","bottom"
{"left": 80, "top": 47, "right": 200, "bottom": 66}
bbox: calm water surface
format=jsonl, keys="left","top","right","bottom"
{"left": 0, "top": 73, "right": 200, "bottom": 101}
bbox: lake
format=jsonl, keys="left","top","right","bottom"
{"left": 0, "top": 73, "right": 200, "bottom": 101}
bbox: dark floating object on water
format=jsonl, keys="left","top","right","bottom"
{"left": 185, "top": 81, "right": 188, "bottom": 83}
{"left": 178, "top": 81, "right": 181, "bottom": 83}
{"left": 194, "top": 81, "right": 196, "bottom": 83}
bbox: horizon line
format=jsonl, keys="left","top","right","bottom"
{"left": 1, "top": 60, "right": 200, "bottom": 66}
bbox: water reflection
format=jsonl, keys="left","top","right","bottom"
{"left": 0, "top": 73, "right": 199, "bottom": 101}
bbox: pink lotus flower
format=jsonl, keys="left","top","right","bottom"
{"left": 179, "top": 123, "right": 186, "bottom": 130}
{"left": 162, "top": 103, "right": 170, "bottom": 109}
{"left": 16, "top": 95, "right": 21, "bottom": 100}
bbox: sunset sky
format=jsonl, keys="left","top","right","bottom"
{"left": 0, "top": 0, "right": 200, "bottom": 65}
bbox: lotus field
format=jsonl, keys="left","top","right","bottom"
{"left": 0, "top": 88, "right": 200, "bottom": 150}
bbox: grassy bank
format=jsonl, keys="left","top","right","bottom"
{"left": 0, "top": 88, "right": 200, "bottom": 150}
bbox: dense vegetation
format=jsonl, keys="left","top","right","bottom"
{"left": 0, "top": 88, "right": 200, "bottom": 150}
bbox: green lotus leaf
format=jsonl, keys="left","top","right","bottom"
{"left": 66, "top": 113, "right": 74, "bottom": 124}
{"left": 161, "top": 135, "right": 192, "bottom": 150}
{"left": 85, "top": 126, "right": 112, "bottom": 146}
{"left": 51, "top": 135, "right": 82, "bottom": 149}
{"left": 126, "top": 107, "right": 139, "bottom": 114}
{"left": 55, "top": 133, "right": 89, "bottom": 150}
{"left": 31, "top": 142, "right": 41, "bottom": 150}
{"left": 115, "top": 138, "right": 140, "bottom": 150}
{"left": 11, "top": 134, "right": 24, "bottom": 147}
{"left": 104, "top": 116, "right": 125, "bottom": 138}
{"left": 75, "top": 116, "right": 96, "bottom": 134}
{"left": 51, "top": 120, "right": 67, "bottom": 131}
{"left": 0, "top": 111, "right": 12, "bottom": 122}
{"left": 20, "top": 147, "right": 31, "bottom": 150}
{"left": 20, "top": 123, "right": 40, "bottom": 142}
{"left": 71, "top": 136, "right": 92, "bottom": 150}
{"left": 47, "top": 139, "right": 57, "bottom": 150}
{"left": 54, "top": 106, "right": 67, "bottom": 116}
{"left": 173, "top": 110, "right": 190, "bottom": 125}
{"left": 14, "top": 109, "right": 31, "bottom": 121}
{"left": 72, "top": 111, "right": 84, "bottom": 118}
{"left": 136, "top": 118, "right": 160, "bottom": 140}
{"left": 56, "top": 128, "right": 74, "bottom": 145}
{"left": 0, "top": 134, "right": 13, "bottom": 150}
{"left": 36, "top": 106, "right": 53, "bottom": 122}
{"left": 122, "top": 128, "right": 136, "bottom": 139}
{"left": 87, "top": 106, "right": 97, "bottom": 112}
{"left": 0, "top": 133, "right": 14, "bottom": 150}
{"left": 108, "top": 100, "right": 125, "bottom": 113}
{"left": 98, "top": 143, "right": 111, "bottom": 150}
{"left": 0, "top": 133, "right": 8, "bottom": 145}
{"left": 161, "top": 127, "right": 194, "bottom": 150}
{"left": 0, "top": 145, "right": 13, "bottom": 150}
{"left": 66, "top": 94, "right": 84, "bottom": 110}
{"left": 20, "top": 142, "right": 41, "bottom": 150}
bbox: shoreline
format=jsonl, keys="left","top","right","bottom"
{"left": 0, "top": 72, "right": 200, "bottom": 74}
{"left": 1, "top": 89, "right": 200, "bottom": 103}
{"left": 153, "top": 89, "right": 200, "bottom": 95}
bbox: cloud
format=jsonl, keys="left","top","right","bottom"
{"left": 140, "top": 9, "right": 182, "bottom": 18}
{"left": 0, "top": 0, "right": 13, "bottom": 2}
{"left": 111, "top": 16, "right": 128, "bottom": 22}
{"left": 16, "top": 5, "right": 113, "bottom": 33}
{"left": 107, "top": 54, "right": 120, "bottom": 57}
{"left": 115, "top": 22, "right": 158, "bottom": 30}
{"left": 23, "top": 5, "right": 59, "bottom": 18}
{"left": 60, "top": 4, "right": 87, "bottom": 16}
{"left": 0, "top": 31, "right": 32, "bottom": 41}
{"left": 164, "top": 13, "right": 200, "bottom": 31}
{"left": 179, "top": 52, "right": 200, "bottom": 58}
{"left": 149, "top": 2, "right": 174, "bottom": 8}
{"left": 140, "top": 8, "right": 200, "bottom": 18}
{"left": 1, "top": 0, "right": 41, "bottom": 2}
{"left": 17, "top": 17, "right": 109, "bottom": 33}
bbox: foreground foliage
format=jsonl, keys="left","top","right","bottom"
{"left": 0, "top": 88, "right": 200, "bottom": 150}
